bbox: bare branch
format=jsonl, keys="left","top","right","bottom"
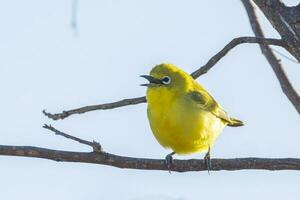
{"left": 0, "top": 145, "right": 299, "bottom": 172}
{"left": 242, "top": 0, "right": 300, "bottom": 114}
{"left": 43, "top": 124, "right": 102, "bottom": 152}
{"left": 251, "top": 0, "right": 300, "bottom": 61}
{"left": 190, "top": 36, "right": 285, "bottom": 78}
{"left": 43, "top": 96, "right": 146, "bottom": 120}
{"left": 44, "top": 36, "right": 286, "bottom": 120}
{"left": 1, "top": 126, "right": 298, "bottom": 171}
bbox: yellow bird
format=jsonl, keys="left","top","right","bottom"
{"left": 141, "top": 63, "right": 243, "bottom": 170}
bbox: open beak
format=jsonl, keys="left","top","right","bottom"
{"left": 140, "top": 75, "right": 162, "bottom": 86}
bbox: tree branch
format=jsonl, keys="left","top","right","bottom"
{"left": 0, "top": 145, "right": 299, "bottom": 172}
{"left": 44, "top": 36, "right": 286, "bottom": 120}
{"left": 251, "top": 0, "right": 300, "bottom": 61}
{"left": 242, "top": 0, "right": 300, "bottom": 115}
{"left": 0, "top": 124, "right": 296, "bottom": 172}
{"left": 43, "top": 96, "right": 147, "bottom": 120}
{"left": 190, "top": 37, "right": 285, "bottom": 78}
{"left": 43, "top": 124, "right": 102, "bottom": 152}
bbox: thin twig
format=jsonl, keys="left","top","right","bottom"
{"left": 44, "top": 36, "right": 286, "bottom": 120}
{"left": 271, "top": 47, "right": 299, "bottom": 63}
{"left": 0, "top": 144, "right": 299, "bottom": 172}
{"left": 242, "top": 0, "right": 300, "bottom": 115}
{"left": 43, "top": 124, "right": 102, "bottom": 152}
{"left": 190, "top": 36, "right": 285, "bottom": 78}
{"left": 43, "top": 96, "right": 146, "bottom": 120}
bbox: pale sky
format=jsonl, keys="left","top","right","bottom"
{"left": 0, "top": 1, "right": 300, "bottom": 200}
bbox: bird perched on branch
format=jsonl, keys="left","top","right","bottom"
{"left": 141, "top": 63, "right": 243, "bottom": 171}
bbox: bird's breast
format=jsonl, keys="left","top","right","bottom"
{"left": 146, "top": 88, "right": 225, "bottom": 154}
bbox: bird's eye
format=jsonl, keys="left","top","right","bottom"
{"left": 161, "top": 76, "right": 171, "bottom": 85}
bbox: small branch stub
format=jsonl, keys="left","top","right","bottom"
{"left": 43, "top": 124, "right": 102, "bottom": 153}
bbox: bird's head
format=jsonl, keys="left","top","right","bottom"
{"left": 141, "top": 63, "right": 192, "bottom": 91}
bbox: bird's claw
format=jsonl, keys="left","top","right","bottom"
{"left": 165, "top": 152, "right": 175, "bottom": 172}
{"left": 204, "top": 146, "right": 212, "bottom": 173}
{"left": 204, "top": 150, "right": 212, "bottom": 174}
{"left": 165, "top": 154, "right": 173, "bottom": 172}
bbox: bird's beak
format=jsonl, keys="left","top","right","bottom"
{"left": 140, "top": 75, "right": 162, "bottom": 87}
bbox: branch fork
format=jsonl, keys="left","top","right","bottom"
{"left": 43, "top": 124, "right": 102, "bottom": 153}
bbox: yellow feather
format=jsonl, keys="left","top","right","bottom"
{"left": 145, "top": 63, "right": 243, "bottom": 155}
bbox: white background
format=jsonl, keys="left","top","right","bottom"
{"left": 0, "top": 0, "right": 299, "bottom": 199}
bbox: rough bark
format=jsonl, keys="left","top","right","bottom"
{"left": 242, "top": 0, "right": 300, "bottom": 114}
{"left": 0, "top": 145, "right": 299, "bottom": 172}
{"left": 252, "top": 0, "right": 300, "bottom": 61}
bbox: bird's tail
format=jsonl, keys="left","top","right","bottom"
{"left": 227, "top": 117, "right": 244, "bottom": 127}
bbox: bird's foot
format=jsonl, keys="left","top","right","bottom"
{"left": 165, "top": 152, "right": 175, "bottom": 172}
{"left": 204, "top": 148, "right": 212, "bottom": 174}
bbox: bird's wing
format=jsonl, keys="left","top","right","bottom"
{"left": 188, "top": 90, "right": 216, "bottom": 111}
{"left": 188, "top": 90, "right": 232, "bottom": 123}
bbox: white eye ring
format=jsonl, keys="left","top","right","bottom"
{"left": 161, "top": 76, "right": 171, "bottom": 85}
